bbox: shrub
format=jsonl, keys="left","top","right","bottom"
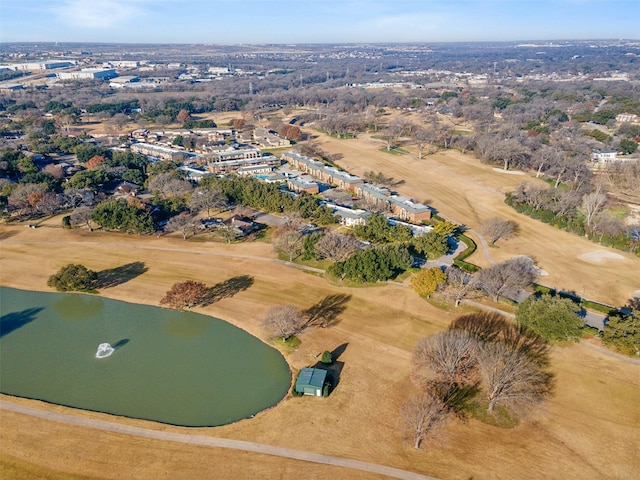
{"left": 320, "top": 350, "right": 333, "bottom": 364}
{"left": 47, "top": 264, "right": 98, "bottom": 292}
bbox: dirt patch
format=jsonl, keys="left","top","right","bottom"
{"left": 578, "top": 251, "right": 626, "bottom": 263}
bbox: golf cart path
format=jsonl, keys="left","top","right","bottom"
{"left": 1, "top": 401, "right": 439, "bottom": 480}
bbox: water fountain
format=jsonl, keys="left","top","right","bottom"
{"left": 95, "top": 342, "right": 115, "bottom": 358}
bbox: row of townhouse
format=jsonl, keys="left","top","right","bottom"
{"left": 282, "top": 151, "right": 363, "bottom": 192}
{"left": 357, "top": 184, "right": 432, "bottom": 223}
{"left": 205, "top": 153, "right": 281, "bottom": 174}
{"left": 130, "top": 142, "right": 188, "bottom": 161}
{"left": 282, "top": 151, "right": 432, "bottom": 223}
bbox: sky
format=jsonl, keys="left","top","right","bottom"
{"left": 0, "top": 0, "right": 638, "bottom": 44}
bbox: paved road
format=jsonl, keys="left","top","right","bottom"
{"left": 466, "top": 229, "right": 496, "bottom": 265}
{"left": 423, "top": 238, "right": 467, "bottom": 269}
{"left": 0, "top": 401, "right": 440, "bottom": 480}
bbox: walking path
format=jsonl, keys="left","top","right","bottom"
{"left": 0, "top": 401, "right": 440, "bottom": 480}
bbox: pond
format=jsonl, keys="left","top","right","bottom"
{"left": 0, "top": 287, "right": 291, "bottom": 427}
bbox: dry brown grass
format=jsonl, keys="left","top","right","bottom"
{"left": 314, "top": 131, "right": 640, "bottom": 306}
{"left": 1, "top": 116, "right": 639, "bottom": 479}
{"left": 1, "top": 220, "right": 639, "bottom": 480}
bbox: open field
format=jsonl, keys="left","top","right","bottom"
{"left": 313, "top": 130, "right": 640, "bottom": 306}
{"left": 1, "top": 221, "right": 639, "bottom": 480}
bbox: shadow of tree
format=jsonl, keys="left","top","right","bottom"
{"left": 302, "top": 294, "right": 351, "bottom": 328}
{"left": 0, "top": 229, "right": 18, "bottom": 241}
{"left": 313, "top": 343, "right": 348, "bottom": 395}
{"left": 432, "top": 381, "right": 481, "bottom": 420}
{"left": 202, "top": 275, "right": 254, "bottom": 306}
{"left": 97, "top": 262, "right": 148, "bottom": 289}
{"left": 0, "top": 307, "right": 43, "bottom": 338}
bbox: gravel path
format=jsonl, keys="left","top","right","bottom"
{"left": 0, "top": 401, "right": 440, "bottom": 480}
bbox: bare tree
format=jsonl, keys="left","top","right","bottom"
{"left": 272, "top": 227, "right": 304, "bottom": 262}
{"left": 314, "top": 232, "right": 363, "bottom": 261}
{"left": 147, "top": 172, "right": 192, "bottom": 199}
{"left": 70, "top": 206, "right": 94, "bottom": 231}
{"left": 217, "top": 224, "right": 240, "bottom": 244}
{"left": 440, "top": 266, "right": 479, "bottom": 307}
{"left": 165, "top": 212, "right": 198, "bottom": 240}
{"left": 400, "top": 392, "right": 450, "bottom": 449}
{"left": 261, "top": 304, "right": 303, "bottom": 341}
{"left": 188, "top": 186, "right": 227, "bottom": 217}
{"left": 282, "top": 210, "right": 306, "bottom": 230}
{"left": 476, "top": 256, "right": 537, "bottom": 302}
{"left": 380, "top": 117, "right": 409, "bottom": 151}
{"left": 579, "top": 184, "right": 607, "bottom": 230}
{"left": 593, "top": 212, "right": 626, "bottom": 243}
{"left": 480, "top": 217, "right": 519, "bottom": 245}
{"left": 411, "top": 126, "right": 436, "bottom": 159}
{"left": 412, "top": 330, "right": 478, "bottom": 391}
{"left": 476, "top": 340, "right": 554, "bottom": 414}
{"left": 160, "top": 280, "right": 208, "bottom": 310}
{"left": 7, "top": 183, "right": 47, "bottom": 216}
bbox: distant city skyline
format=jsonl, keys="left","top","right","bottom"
{"left": 1, "top": 0, "right": 638, "bottom": 45}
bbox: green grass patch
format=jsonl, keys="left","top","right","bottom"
{"left": 453, "top": 233, "right": 480, "bottom": 272}
{"left": 273, "top": 335, "right": 302, "bottom": 353}
{"left": 470, "top": 401, "right": 520, "bottom": 428}
{"left": 453, "top": 129, "right": 471, "bottom": 135}
{"left": 394, "top": 270, "right": 414, "bottom": 282}
{"left": 539, "top": 177, "right": 568, "bottom": 189}
{"left": 379, "top": 146, "right": 409, "bottom": 155}
{"left": 293, "top": 257, "right": 331, "bottom": 270}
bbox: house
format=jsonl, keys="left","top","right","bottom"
{"left": 387, "top": 195, "right": 432, "bottom": 223}
{"left": 131, "top": 128, "right": 149, "bottom": 140}
{"left": 179, "top": 164, "right": 211, "bottom": 182}
{"left": 114, "top": 181, "right": 140, "bottom": 197}
{"left": 591, "top": 149, "right": 618, "bottom": 163}
{"left": 131, "top": 142, "right": 187, "bottom": 161}
{"left": 222, "top": 215, "right": 259, "bottom": 236}
{"left": 616, "top": 113, "right": 639, "bottom": 123}
{"left": 237, "top": 164, "right": 274, "bottom": 176}
{"left": 328, "top": 204, "right": 371, "bottom": 227}
{"left": 282, "top": 151, "right": 363, "bottom": 192}
{"left": 295, "top": 367, "right": 327, "bottom": 397}
{"left": 253, "top": 127, "right": 291, "bottom": 148}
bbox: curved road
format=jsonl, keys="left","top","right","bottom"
{"left": 0, "top": 401, "right": 439, "bottom": 480}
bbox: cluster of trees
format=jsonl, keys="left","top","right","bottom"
{"left": 353, "top": 213, "right": 412, "bottom": 243}
{"left": 404, "top": 312, "right": 554, "bottom": 449}
{"left": 410, "top": 256, "right": 538, "bottom": 306}
{"left": 506, "top": 182, "right": 639, "bottom": 255}
{"left": 90, "top": 198, "right": 155, "bottom": 234}
{"left": 202, "top": 175, "right": 336, "bottom": 224}
{"left": 328, "top": 244, "right": 412, "bottom": 283}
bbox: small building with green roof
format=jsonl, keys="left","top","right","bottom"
{"left": 294, "top": 367, "right": 327, "bottom": 397}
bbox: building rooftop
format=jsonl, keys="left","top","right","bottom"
{"left": 295, "top": 368, "right": 327, "bottom": 389}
